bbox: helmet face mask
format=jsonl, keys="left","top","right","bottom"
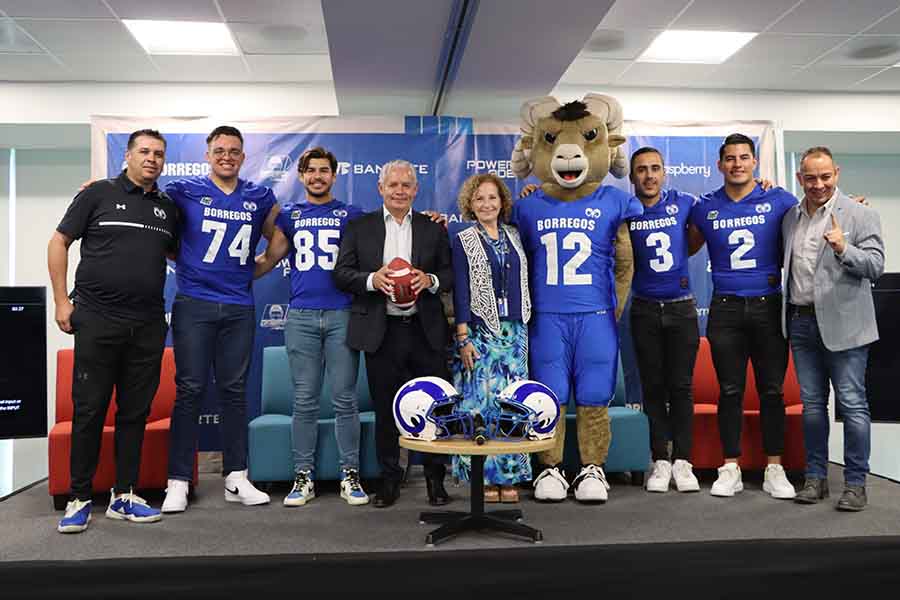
{"left": 490, "top": 380, "right": 560, "bottom": 441}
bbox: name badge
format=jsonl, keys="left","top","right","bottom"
{"left": 497, "top": 297, "right": 509, "bottom": 318}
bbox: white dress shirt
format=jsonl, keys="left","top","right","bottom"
{"left": 789, "top": 189, "right": 838, "bottom": 306}
{"left": 366, "top": 206, "right": 439, "bottom": 315}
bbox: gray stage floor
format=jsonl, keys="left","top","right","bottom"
{"left": 2, "top": 464, "right": 899, "bottom": 561}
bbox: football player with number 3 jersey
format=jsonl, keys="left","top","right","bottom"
{"left": 162, "top": 126, "right": 278, "bottom": 514}
{"left": 688, "top": 133, "right": 799, "bottom": 500}
{"left": 626, "top": 147, "right": 702, "bottom": 494}
{"left": 254, "top": 147, "right": 370, "bottom": 507}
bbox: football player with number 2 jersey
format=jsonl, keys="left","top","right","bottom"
{"left": 687, "top": 133, "right": 799, "bottom": 501}
{"left": 162, "top": 126, "right": 278, "bottom": 514}
{"left": 626, "top": 147, "right": 702, "bottom": 494}
{"left": 254, "top": 147, "right": 370, "bottom": 508}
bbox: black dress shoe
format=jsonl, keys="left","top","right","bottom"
{"left": 836, "top": 485, "right": 867, "bottom": 512}
{"left": 795, "top": 478, "right": 829, "bottom": 504}
{"left": 374, "top": 480, "right": 400, "bottom": 508}
{"left": 426, "top": 476, "right": 450, "bottom": 506}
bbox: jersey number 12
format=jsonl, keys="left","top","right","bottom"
{"left": 540, "top": 231, "right": 592, "bottom": 285}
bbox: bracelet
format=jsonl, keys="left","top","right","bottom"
{"left": 454, "top": 338, "right": 471, "bottom": 351}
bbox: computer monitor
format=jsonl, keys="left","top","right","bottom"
{"left": 0, "top": 287, "right": 48, "bottom": 439}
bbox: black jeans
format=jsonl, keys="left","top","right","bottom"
{"left": 365, "top": 315, "right": 448, "bottom": 483}
{"left": 69, "top": 304, "right": 168, "bottom": 500}
{"left": 630, "top": 297, "right": 700, "bottom": 461}
{"left": 706, "top": 294, "right": 788, "bottom": 459}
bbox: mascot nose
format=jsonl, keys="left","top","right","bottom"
{"left": 554, "top": 143, "right": 584, "bottom": 161}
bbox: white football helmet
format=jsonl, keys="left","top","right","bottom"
{"left": 393, "top": 376, "right": 472, "bottom": 441}
{"left": 490, "top": 380, "right": 560, "bottom": 440}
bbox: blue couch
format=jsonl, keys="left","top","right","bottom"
{"left": 248, "top": 346, "right": 649, "bottom": 483}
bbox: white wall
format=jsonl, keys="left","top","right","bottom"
{"left": 4, "top": 149, "right": 88, "bottom": 495}
{"left": 0, "top": 150, "right": 10, "bottom": 496}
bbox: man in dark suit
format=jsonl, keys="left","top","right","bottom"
{"left": 334, "top": 159, "right": 454, "bottom": 508}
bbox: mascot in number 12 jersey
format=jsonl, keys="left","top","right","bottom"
{"left": 510, "top": 94, "right": 642, "bottom": 502}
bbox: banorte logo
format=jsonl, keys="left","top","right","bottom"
{"left": 333, "top": 162, "right": 430, "bottom": 177}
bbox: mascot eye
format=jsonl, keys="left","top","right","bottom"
{"left": 544, "top": 132, "right": 557, "bottom": 144}
{"left": 583, "top": 128, "right": 598, "bottom": 141}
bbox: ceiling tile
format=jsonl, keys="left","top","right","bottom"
{"left": 817, "top": 35, "right": 900, "bottom": 66}
{"left": 0, "top": 53, "right": 68, "bottom": 80}
{"left": 0, "top": 0, "right": 111, "bottom": 19}
{"left": 56, "top": 52, "right": 160, "bottom": 81}
{"left": 558, "top": 58, "right": 631, "bottom": 85}
{"left": 615, "top": 61, "right": 718, "bottom": 87}
{"left": 853, "top": 66, "right": 900, "bottom": 90}
{"left": 579, "top": 28, "right": 659, "bottom": 60}
{"left": 245, "top": 53, "right": 332, "bottom": 82}
{"left": 769, "top": 0, "right": 900, "bottom": 35}
{"left": 671, "top": 0, "right": 796, "bottom": 32}
{"left": 598, "top": 0, "right": 690, "bottom": 29}
{"left": 865, "top": 7, "right": 900, "bottom": 34}
{"left": 728, "top": 33, "right": 850, "bottom": 66}
{"left": 706, "top": 64, "right": 804, "bottom": 89}
{"left": 16, "top": 19, "right": 144, "bottom": 55}
{"left": 149, "top": 55, "right": 249, "bottom": 81}
{"left": 106, "top": 0, "right": 221, "bottom": 22}
{"left": 218, "top": 0, "right": 323, "bottom": 25}
{"left": 779, "top": 65, "right": 886, "bottom": 89}
{"left": 230, "top": 22, "right": 328, "bottom": 54}
{"left": 0, "top": 17, "right": 41, "bottom": 52}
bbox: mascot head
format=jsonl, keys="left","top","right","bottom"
{"left": 511, "top": 93, "right": 628, "bottom": 201}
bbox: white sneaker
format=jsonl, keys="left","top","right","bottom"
{"left": 646, "top": 460, "right": 672, "bottom": 493}
{"left": 224, "top": 470, "right": 270, "bottom": 506}
{"left": 533, "top": 466, "right": 569, "bottom": 502}
{"left": 161, "top": 479, "right": 189, "bottom": 513}
{"left": 340, "top": 468, "right": 369, "bottom": 506}
{"left": 763, "top": 463, "right": 796, "bottom": 499}
{"left": 573, "top": 464, "right": 610, "bottom": 503}
{"left": 710, "top": 462, "right": 743, "bottom": 497}
{"left": 672, "top": 459, "right": 700, "bottom": 493}
{"left": 283, "top": 471, "right": 315, "bottom": 507}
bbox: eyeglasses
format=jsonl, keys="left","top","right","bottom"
{"left": 211, "top": 148, "right": 242, "bottom": 158}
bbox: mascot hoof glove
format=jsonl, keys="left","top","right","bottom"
{"left": 533, "top": 467, "right": 569, "bottom": 502}
{"left": 573, "top": 465, "right": 610, "bottom": 503}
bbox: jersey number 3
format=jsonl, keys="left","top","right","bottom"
{"left": 540, "top": 231, "right": 591, "bottom": 285}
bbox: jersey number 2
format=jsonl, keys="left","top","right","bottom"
{"left": 728, "top": 229, "right": 757, "bottom": 270}
{"left": 540, "top": 231, "right": 591, "bottom": 285}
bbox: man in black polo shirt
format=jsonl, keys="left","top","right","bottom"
{"left": 48, "top": 129, "right": 178, "bottom": 534}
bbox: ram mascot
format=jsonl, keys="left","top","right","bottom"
{"left": 510, "top": 93, "right": 642, "bottom": 503}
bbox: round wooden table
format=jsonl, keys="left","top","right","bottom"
{"left": 399, "top": 436, "right": 554, "bottom": 546}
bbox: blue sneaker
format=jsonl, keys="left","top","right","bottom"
{"left": 58, "top": 499, "right": 92, "bottom": 533}
{"left": 105, "top": 490, "right": 162, "bottom": 523}
{"left": 283, "top": 470, "right": 314, "bottom": 507}
{"left": 340, "top": 468, "right": 370, "bottom": 506}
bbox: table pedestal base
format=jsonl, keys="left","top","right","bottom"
{"left": 417, "top": 454, "right": 542, "bottom": 546}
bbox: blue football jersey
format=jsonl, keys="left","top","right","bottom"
{"left": 512, "top": 186, "right": 644, "bottom": 313}
{"left": 628, "top": 189, "right": 697, "bottom": 300}
{"left": 275, "top": 200, "right": 365, "bottom": 310}
{"left": 166, "top": 177, "right": 277, "bottom": 305}
{"left": 689, "top": 184, "right": 798, "bottom": 297}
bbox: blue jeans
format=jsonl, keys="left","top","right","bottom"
{"left": 168, "top": 294, "right": 255, "bottom": 480}
{"left": 789, "top": 312, "right": 871, "bottom": 487}
{"left": 285, "top": 308, "right": 361, "bottom": 475}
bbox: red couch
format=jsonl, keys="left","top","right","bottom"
{"left": 49, "top": 347, "right": 196, "bottom": 509}
{"left": 691, "top": 337, "right": 805, "bottom": 471}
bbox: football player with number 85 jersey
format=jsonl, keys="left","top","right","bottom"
{"left": 254, "top": 147, "right": 370, "bottom": 507}
{"left": 687, "top": 133, "right": 799, "bottom": 500}
{"left": 162, "top": 126, "right": 278, "bottom": 513}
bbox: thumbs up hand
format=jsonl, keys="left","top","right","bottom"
{"left": 824, "top": 213, "right": 846, "bottom": 255}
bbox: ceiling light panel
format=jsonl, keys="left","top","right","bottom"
{"left": 638, "top": 30, "right": 758, "bottom": 64}
{"left": 123, "top": 19, "right": 239, "bottom": 55}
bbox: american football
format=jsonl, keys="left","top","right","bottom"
{"left": 387, "top": 257, "right": 419, "bottom": 308}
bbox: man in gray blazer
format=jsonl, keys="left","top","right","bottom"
{"left": 781, "top": 146, "right": 884, "bottom": 511}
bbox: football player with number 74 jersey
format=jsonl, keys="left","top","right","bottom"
{"left": 162, "top": 126, "right": 279, "bottom": 513}
{"left": 687, "top": 133, "right": 799, "bottom": 501}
